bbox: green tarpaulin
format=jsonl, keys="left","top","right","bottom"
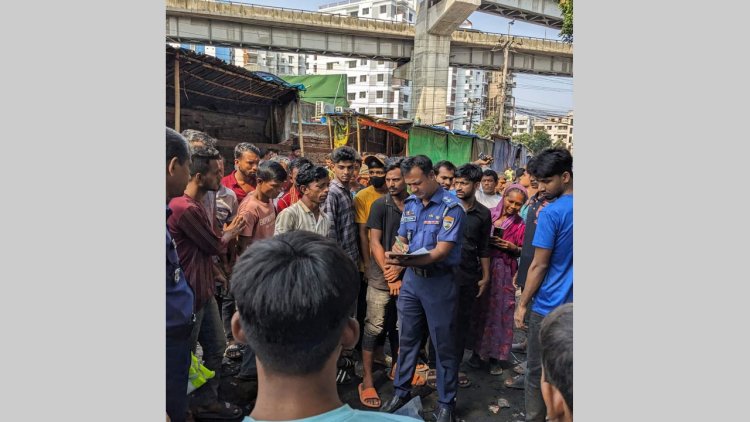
{"left": 407, "top": 126, "right": 474, "bottom": 165}
{"left": 280, "top": 74, "right": 349, "bottom": 108}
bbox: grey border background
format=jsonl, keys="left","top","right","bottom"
{"left": 1, "top": 0, "right": 748, "bottom": 420}
{"left": 2, "top": 0, "right": 165, "bottom": 420}
{"left": 578, "top": 1, "right": 748, "bottom": 421}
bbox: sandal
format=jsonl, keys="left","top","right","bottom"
{"left": 336, "top": 368, "right": 352, "bottom": 385}
{"left": 337, "top": 356, "right": 355, "bottom": 370}
{"left": 505, "top": 373, "right": 525, "bottom": 390}
{"left": 191, "top": 401, "right": 243, "bottom": 421}
{"left": 513, "top": 361, "right": 527, "bottom": 375}
{"left": 426, "top": 369, "right": 437, "bottom": 388}
{"left": 224, "top": 343, "right": 243, "bottom": 360}
{"left": 386, "top": 363, "right": 427, "bottom": 386}
{"left": 458, "top": 372, "right": 472, "bottom": 388}
{"left": 373, "top": 354, "right": 393, "bottom": 368}
{"left": 358, "top": 383, "right": 381, "bottom": 408}
{"left": 489, "top": 362, "right": 504, "bottom": 376}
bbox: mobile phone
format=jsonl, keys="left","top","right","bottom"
{"left": 493, "top": 227, "right": 504, "bottom": 238}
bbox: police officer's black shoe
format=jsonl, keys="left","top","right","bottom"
{"left": 380, "top": 393, "right": 411, "bottom": 413}
{"left": 433, "top": 406, "right": 456, "bottom": 422}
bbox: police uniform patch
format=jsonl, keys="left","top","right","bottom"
{"left": 443, "top": 216, "right": 455, "bottom": 230}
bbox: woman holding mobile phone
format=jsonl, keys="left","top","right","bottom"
{"left": 468, "top": 184, "right": 528, "bottom": 376}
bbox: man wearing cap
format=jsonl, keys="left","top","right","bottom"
{"left": 380, "top": 155, "right": 466, "bottom": 422}
{"left": 353, "top": 154, "right": 389, "bottom": 351}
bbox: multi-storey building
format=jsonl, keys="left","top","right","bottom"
{"left": 305, "top": 0, "right": 417, "bottom": 119}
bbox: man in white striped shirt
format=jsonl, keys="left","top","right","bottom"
{"left": 275, "top": 164, "right": 331, "bottom": 237}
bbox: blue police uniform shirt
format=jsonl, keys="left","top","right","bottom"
{"left": 166, "top": 206, "right": 195, "bottom": 330}
{"left": 530, "top": 194, "right": 573, "bottom": 316}
{"left": 397, "top": 186, "right": 465, "bottom": 268}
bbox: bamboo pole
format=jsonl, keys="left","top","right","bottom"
{"left": 174, "top": 53, "right": 181, "bottom": 132}
{"left": 356, "top": 116, "right": 361, "bottom": 154}
{"left": 297, "top": 100, "right": 305, "bottom": 157}
{"left": 327, "top": 115, "right": 333, "bottom": 149}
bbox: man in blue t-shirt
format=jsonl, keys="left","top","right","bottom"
{"left": 229, "top": 231, "right": 417, "bottom": 422}
{"left": 514, "top": 148, "right": 573, "bottom": 422}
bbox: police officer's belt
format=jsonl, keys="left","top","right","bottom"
{"left": 412, "top": 265, "right": 452, "bottom": 278}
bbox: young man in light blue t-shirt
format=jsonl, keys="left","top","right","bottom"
{"left": 514, "top": 148, "right": 573, "bottom": 422}
{"left": 229, "top": 231, "right": 417, "bottom": 422}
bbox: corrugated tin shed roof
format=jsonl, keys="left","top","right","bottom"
{"left": 166, "top": 45, "right": 300, "bottom": 113}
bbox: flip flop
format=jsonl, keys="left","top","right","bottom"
{"left": 224, "top": 343, "right": 243, "bottom": 360}
{"left": 513, "top": 362, "right": 527, "bottom": 375}
{"left": 358, "top": 383, "right": 381, "bottom": 408}
{"left": 458, "top": 372, "right": 472, "bottom": 388}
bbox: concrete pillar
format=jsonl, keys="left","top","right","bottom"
{"left": 410, "top": 0, "right": 480, "bottom": 126}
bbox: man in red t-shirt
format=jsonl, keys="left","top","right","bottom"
{"left": 221, "top": 142, "right": 261, "bottom": 203}
{"left": 236, "top": 161, "right": 288, "bottom": 256}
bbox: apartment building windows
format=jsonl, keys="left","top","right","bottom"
{"left": 376, "top": 91, "right": 384, "bottom": 99}
{"left": 360, "top": 59, "right": 368, "bottom": 65}
{"left": 348, "top": 93, "right": 356, "bottom": 101}
{"left": 326, "top": 62, "right": 335, "bottom": 70}
{"left": 348, "top": 76, "right": 356, "bottom": 84}
{"left": 380, "top": 5, "right": 387, "bottom": 14}
{"left": 362, "top": 7, "right": 369, "bottom": 14}
{"left": 359, "top": 91, "right": 367, "bottom": 98}
{"left": 349, "top": 60, "right": 357, "bottom": 68}
{"left": 377, "top": 74, "right": 384, "bottom": 82}
{"left": 360, "top": 75, "right": 367, "bottom": 82}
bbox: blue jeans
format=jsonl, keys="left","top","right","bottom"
{"left": 189, "top": 297, "right": 226, "bottom": 405}
{"left": 525, "top": 311, "right": 547, "bottom": 422}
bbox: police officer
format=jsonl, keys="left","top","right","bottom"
{"left": 380, "top": 155, "right": 465, "bottom": 422}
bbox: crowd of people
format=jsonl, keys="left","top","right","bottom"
{"left": 166, "top": 127, "right": 573, "bottom": 422}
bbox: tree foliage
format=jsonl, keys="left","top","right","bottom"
{"left": 475, "top": 113, "right": 497, "bottom": 138}
{"left": 513, "top": 130, "right": 553, "bottom": 154}
{"left": 474, "top": 114, "right": 514, "bottom": 138}
{"left": 559, "top": 0, "right": 573, "bottom": 43}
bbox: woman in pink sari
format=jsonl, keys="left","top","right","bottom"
{"left": 468, "top": 183, "right": 528, "bottom": 375}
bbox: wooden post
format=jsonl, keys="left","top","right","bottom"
{"left": 327, "top": 115, "right": 333, "bottom": 149}
{"left": 356, "top": 116, "right": 361, "bottom": 154}
{"left": 297, "top": 100, "right": 305, "bottom": 157}
{"left": 174, "top": 53, "right": 181, "bottom": 132}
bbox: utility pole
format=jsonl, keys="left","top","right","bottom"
{"left": 496, "top": 40, "right": 510, "bottom": 136}
{"left": 467, "top": 100, "right": 474, "bottom": 133}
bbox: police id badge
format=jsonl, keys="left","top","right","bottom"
{"left": 443, "top": 216, "right": 455, "bottom": 230}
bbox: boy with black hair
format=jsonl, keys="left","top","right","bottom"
{"left": 540, "top": 303, "right": 573, "bottom": 422}
{"left": 514, "top": 148, "right": 573, "bottom": 422}
{"left": 452, "top": 163, "right": 492, "bottom": 388}
{"left": 323, "top": 146, "right": 360, "bottom": 265}
{"left": 230, "top": 231, "right": 415, "bottom": 422}
{"left": 433, "top": 160, "right": 457, "bottom": 192}
{"left": 477, "top": 169, "right": 502, "bottom": 209}
{"left": 236, "top": 161, "right": 287, "bottom": 256}
{"left": 359, "top": 158, "right": 406, "bottom": 408}
{"left": 275, "top": 164, "right": 331, "bottom": 236}
{"left": 168, "top": 146, "right": 246, "bottom": 421}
